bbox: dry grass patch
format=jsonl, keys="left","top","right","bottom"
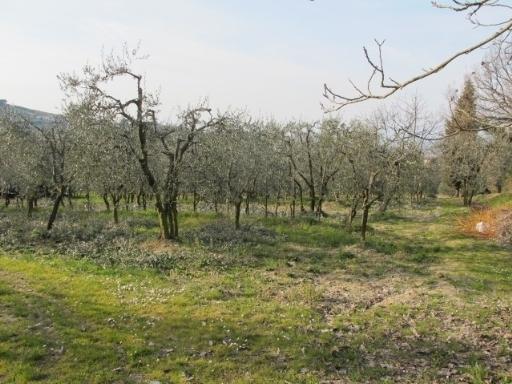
{"left": 458, "top": 205, "right": 512, "bottom": 244}
{"left": 458, "top": 205, "right": 499, "bottom": 239}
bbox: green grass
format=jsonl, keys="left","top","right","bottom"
{"left": 474, "top": 192, "right": 512, "bottom": 208}
{"left": 0, "top": 198, "right": 511, "bottom": 383}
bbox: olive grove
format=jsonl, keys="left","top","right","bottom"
{"left": 1, "top": 43, "right": 511, "bottom": 242}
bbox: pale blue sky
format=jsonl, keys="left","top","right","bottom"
{"left": 0, "top": 0, "right": 499, "bottom": 120}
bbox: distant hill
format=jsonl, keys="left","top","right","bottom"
{"left": 0, "top": 99, "right": 58, "bottom": 128}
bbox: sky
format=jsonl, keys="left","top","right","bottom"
{"left": 0, "top": 0, "right": 502, "bottom": 121}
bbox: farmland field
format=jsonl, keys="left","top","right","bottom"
{"left": 0, "top": 197, "right": 511, "bottom": 383}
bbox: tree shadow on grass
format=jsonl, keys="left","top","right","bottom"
{"left": 2, "top": 275, "right": 508, "bottom": 384}
{"left": 322, "top": 327, "right": 507, "bottom": 383}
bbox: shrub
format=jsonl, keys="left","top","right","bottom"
{"left": 183, "top": 220, "right": 280, "bottom": 247}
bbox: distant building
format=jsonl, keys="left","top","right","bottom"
{"left": 0, "top": 99, "right": 7, "bottom": 107}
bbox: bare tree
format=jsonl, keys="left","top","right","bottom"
{"left": 477, "top": 40, "right": 512, "bottom": 129}
{"left": 334, "top": 107, "right": 424, "bottom": 240}
{"left": 323, "top": 1, "right": 512, "bottom": 111}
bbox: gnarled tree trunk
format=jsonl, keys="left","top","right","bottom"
{"left": 47, "top": 186, "right": 65, "bottom": 231}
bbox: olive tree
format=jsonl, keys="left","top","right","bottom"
{"left": 74, "top": 106, "right": 142, "bottom": 223}
{"left": 335, "top": 114, "right": 421, "bottom": 240}
{"left": 60, "top": 46, "right": 222, "bottom": 239}
{"left": 1, "top": 105, "right": 80, "bottom": 229}
{"left": 198, "top": 115, "right": 267, "bottom": 229}
{"left": 283, "top": 119, "right": 344, "bottom": 216}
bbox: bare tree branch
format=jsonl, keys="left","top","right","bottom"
{"left": 323, "top": 0, "right": 512, "bottom": 111}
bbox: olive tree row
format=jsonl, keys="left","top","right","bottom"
{"left": 0, "top": 46, "right": 447, "bottom": 241}
{"left": 0, "top": 105, "right": 81, "bottom": 229}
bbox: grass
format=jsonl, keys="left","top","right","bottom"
{"left": 0, "top": 198, "right": 511, "bottom": 383}
{"left": 474, "top": 192, "right": 512, "bottom": 208}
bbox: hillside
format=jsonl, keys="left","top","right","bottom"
{"left": 0, "top": 99, "right": 57, "bottom": 128}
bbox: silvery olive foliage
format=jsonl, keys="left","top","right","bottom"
{"left": 194, "top": 115, "right": 282, "bottom": 229}
{"left": 0, "top": 103, "right": 83, "bottom": 229}
{"left": 283, "top": 119, "right": 345, "bottom": 216}
{"left": 0, "top": 90, "right": 444, "bottom": 241}
{"left": 58, "top": 46, "right": 224, "bottom": 239}
{"left": 1, "top": 43, "right": 511, "bottom": 242}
